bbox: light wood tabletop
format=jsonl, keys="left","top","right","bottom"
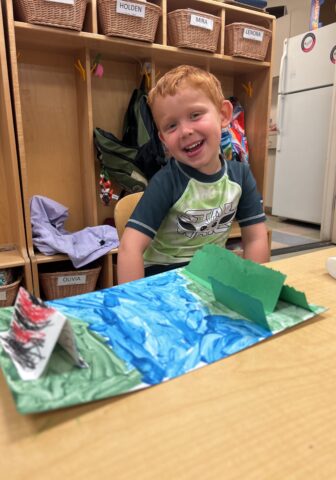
{"left": 1, "top": 247, "right": 336, "bottom": 479}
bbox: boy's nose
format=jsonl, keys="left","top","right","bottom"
{"left": 180, "top": 122, "right": 193, "bottom": 137}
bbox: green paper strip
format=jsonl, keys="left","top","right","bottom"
{"left": 280, "top": 284, "right": 314, "bottom": 312}
{"left": 210, "top": 277, "right": 270, "bottom": 330}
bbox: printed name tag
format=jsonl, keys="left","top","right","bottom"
{"left": 57, "top": 275, "right": 87, "bottom": 286}
{"left": 116, "top": 0, "right": 146, "bottom": 18}
{"left": 46, "top": 0, "right": 75, "bottom": 5}
{"left": 243, "top": 28, "right": 264, "bottom": 42}
{"left": 190, "top": 14, "right": 213, "bottom": 31}
{"left": 0, "top": 292, "right": 6, "bottom": 301}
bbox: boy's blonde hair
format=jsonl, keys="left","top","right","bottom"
{"left": 148, "top": 65, "right": 225, "bottom": 111}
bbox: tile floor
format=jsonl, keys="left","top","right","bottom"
{"left": 267, "top": 214, "right": 320, "bottom": 246}
{"left": 266, "top": 214, "right": 332, "bottom": 260}
{"left": 228, "top": 214, "right": 332, "bottom": 260}
{"left": 270, "top": 244, "right": 335, "bottom": 261}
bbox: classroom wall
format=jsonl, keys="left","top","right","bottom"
{"left": 267, "top": 0, "right": 311, "bottom": 37}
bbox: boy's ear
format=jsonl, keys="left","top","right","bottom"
{"left": 158, "top": 131, "right": 171, "bottom": 156}
{"left": 158, "top": 130, "right": 168, "bottom": 148}
{"left": 220, "top": 100, "right": 233, "bottom": 129}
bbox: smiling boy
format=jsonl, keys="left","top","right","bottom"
{"left": 117, "top": 65, "right": 269, "bottom": 284}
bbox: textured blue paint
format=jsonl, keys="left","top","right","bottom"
{"left": 51, "top": 270, "right": 271, "bottom": 385}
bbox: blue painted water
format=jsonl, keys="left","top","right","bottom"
{"left": 51, "top": 271, "right": 271, "bottom": 385}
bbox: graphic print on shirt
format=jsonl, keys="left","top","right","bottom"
{"left": 177, "top": 202, "right": 236, "bottom": 239}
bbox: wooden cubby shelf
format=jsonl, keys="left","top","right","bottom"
{"left": 0, "top": 3, "right": 32, "bottom": 294}
{"left": 1, "top": 0, "right": 274, "bottom": 298}
{"left": 14, "top": 21, "right": 271, "bottom": 74}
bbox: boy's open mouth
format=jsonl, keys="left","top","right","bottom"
{"left": 183, "top": 140, "right": 204, "bottom": 154}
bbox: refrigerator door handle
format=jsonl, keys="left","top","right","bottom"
{"left": 276, "top": 95, "right": 285, "bottom": 152}
{"left": 279, "top": 39, "right": 288, "bottom": 94}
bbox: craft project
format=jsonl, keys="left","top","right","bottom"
{"left": 0, "top": 288, "right": 87, "bottom": 380}
{"left": 0, "top": 246, "right": 325, "bottom": 414}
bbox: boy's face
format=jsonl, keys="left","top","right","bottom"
{"left": 152, "top": 85, "right": 232, "bottom": 175}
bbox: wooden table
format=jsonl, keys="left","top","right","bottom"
{"left": 1, "top": 247, "right": 336, "bottom": 479}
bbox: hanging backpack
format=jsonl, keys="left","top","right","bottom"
{"left": 94, "top": 128, "right": 148, "bottom": 196}
{"left": 94, "top": 76, "right": 166, "bottom": 202}
{"left": 122, "top": 75, "right": 166, "bottom": 179}
{"left": 122, "top": 75, "right": 153, "bottom": 147}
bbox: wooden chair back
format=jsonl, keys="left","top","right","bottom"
{"left": 114, "top": 192, "right": 144, "bottom": 239}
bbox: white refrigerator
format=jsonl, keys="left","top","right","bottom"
{"left": 272, "top": 22, "right": 336, "bottom": 224}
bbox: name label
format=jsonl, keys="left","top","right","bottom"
{"left": 57, "top": 275, "right": 87, "bottom": 286}
{"left": 0, "top": 292, "right": 6, "bottom": 301}
{"left": 46, "top": 0, "right": 75, "bottom": 5}
{"left": 116, "top": 0, "right": 146, "bottom": 18}
{"left": 243, "top": 28, "right": 264, "bottom": 42}
{"left": 190, "top": 14, "right": 213, "bottom": 31}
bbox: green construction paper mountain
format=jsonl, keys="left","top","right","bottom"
{"left": 185, "top": 245, "right": 286, "bottom": 313}
{"left": 184, "top": 245, "right": 315, "bottom": 329}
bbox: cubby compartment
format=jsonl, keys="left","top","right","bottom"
{"left": 0, "top": 267, "right": 23, "bottom": 307}
{"left": 91, "top": 55, "right": 146, "bottom": 224}
{"left": 13, "top": 0, "right": 89, "bottom": 31}
{"left": 0, "top": 3, "right": 32, "bottom": 293}
{"left": 12, "top": 0, "right": 96, "bottom": 33}
{"left": 12, "top": 48, "right": 99, "bottom": 293}
{"left": 38, "top": 260, "right": 102, "bottom": 300}
{"left": 225, "top": 22, "right": 272, "bottom": 61}
{"left": 224, "top": 5, "right": 273, "bottom": 62}
{"left": 210, "top": 61, "right": 270, "bottom": 193}
{"left": 3, "top": 0, "right": 104, "bottom": 296}
{"left": 97, "top": 0, "right": 162, "bottom": 43}
{"left": 166, "top": 0, "right": 223, "bottom": 54}
{"left": 167, "top": 9, "right": 221, "bottom": 53}
{"left": 16, "top": 49, "right": 96, "bottom": 232}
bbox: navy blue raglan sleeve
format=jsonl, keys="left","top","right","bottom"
{"left": 126, "top": 162, "right": 178, "bottom": 239}
{"left": 233, "top": 163, "right": 266, "bottom": 227}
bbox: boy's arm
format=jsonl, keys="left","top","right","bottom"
{"left": 117, "top": 227, "right": 152, "bottom": 284}
{"left": 241, "top": 222, "right": 270, "bottom": 263}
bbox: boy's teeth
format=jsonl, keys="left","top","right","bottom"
{"left": 185, "top": 141, "right": 201, "bottom": 151}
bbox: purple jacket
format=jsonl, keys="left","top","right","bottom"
{"left": 30, "top": 196, "right": 119, "bottom": 268}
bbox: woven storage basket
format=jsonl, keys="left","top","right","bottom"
{"left": 39, "top": 265, "right": 101, "bottom": 300}
{"left": 168, "top": 9, "right": 221, "bottom": 53}
{"left": 0, "top": 278, "right": 22, "bottom": 307}
{"left": 225, "top": 22, "right": 271, "bottom": 61}
{"left": 97, "top": 0, "right": 161, "bottom": 42}
{"left": 13, "top": 0, "right": 88, "bottom": 31}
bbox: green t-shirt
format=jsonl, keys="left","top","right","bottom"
{"left": 127, "top": 157, "right": 265, "bottom": 266}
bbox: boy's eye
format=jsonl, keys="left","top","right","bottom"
{"left": 190, "top": 112, "right": 201, "bottom": 120}
{"left": 165, "top": 123, "right": 177, "bottom": 132}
